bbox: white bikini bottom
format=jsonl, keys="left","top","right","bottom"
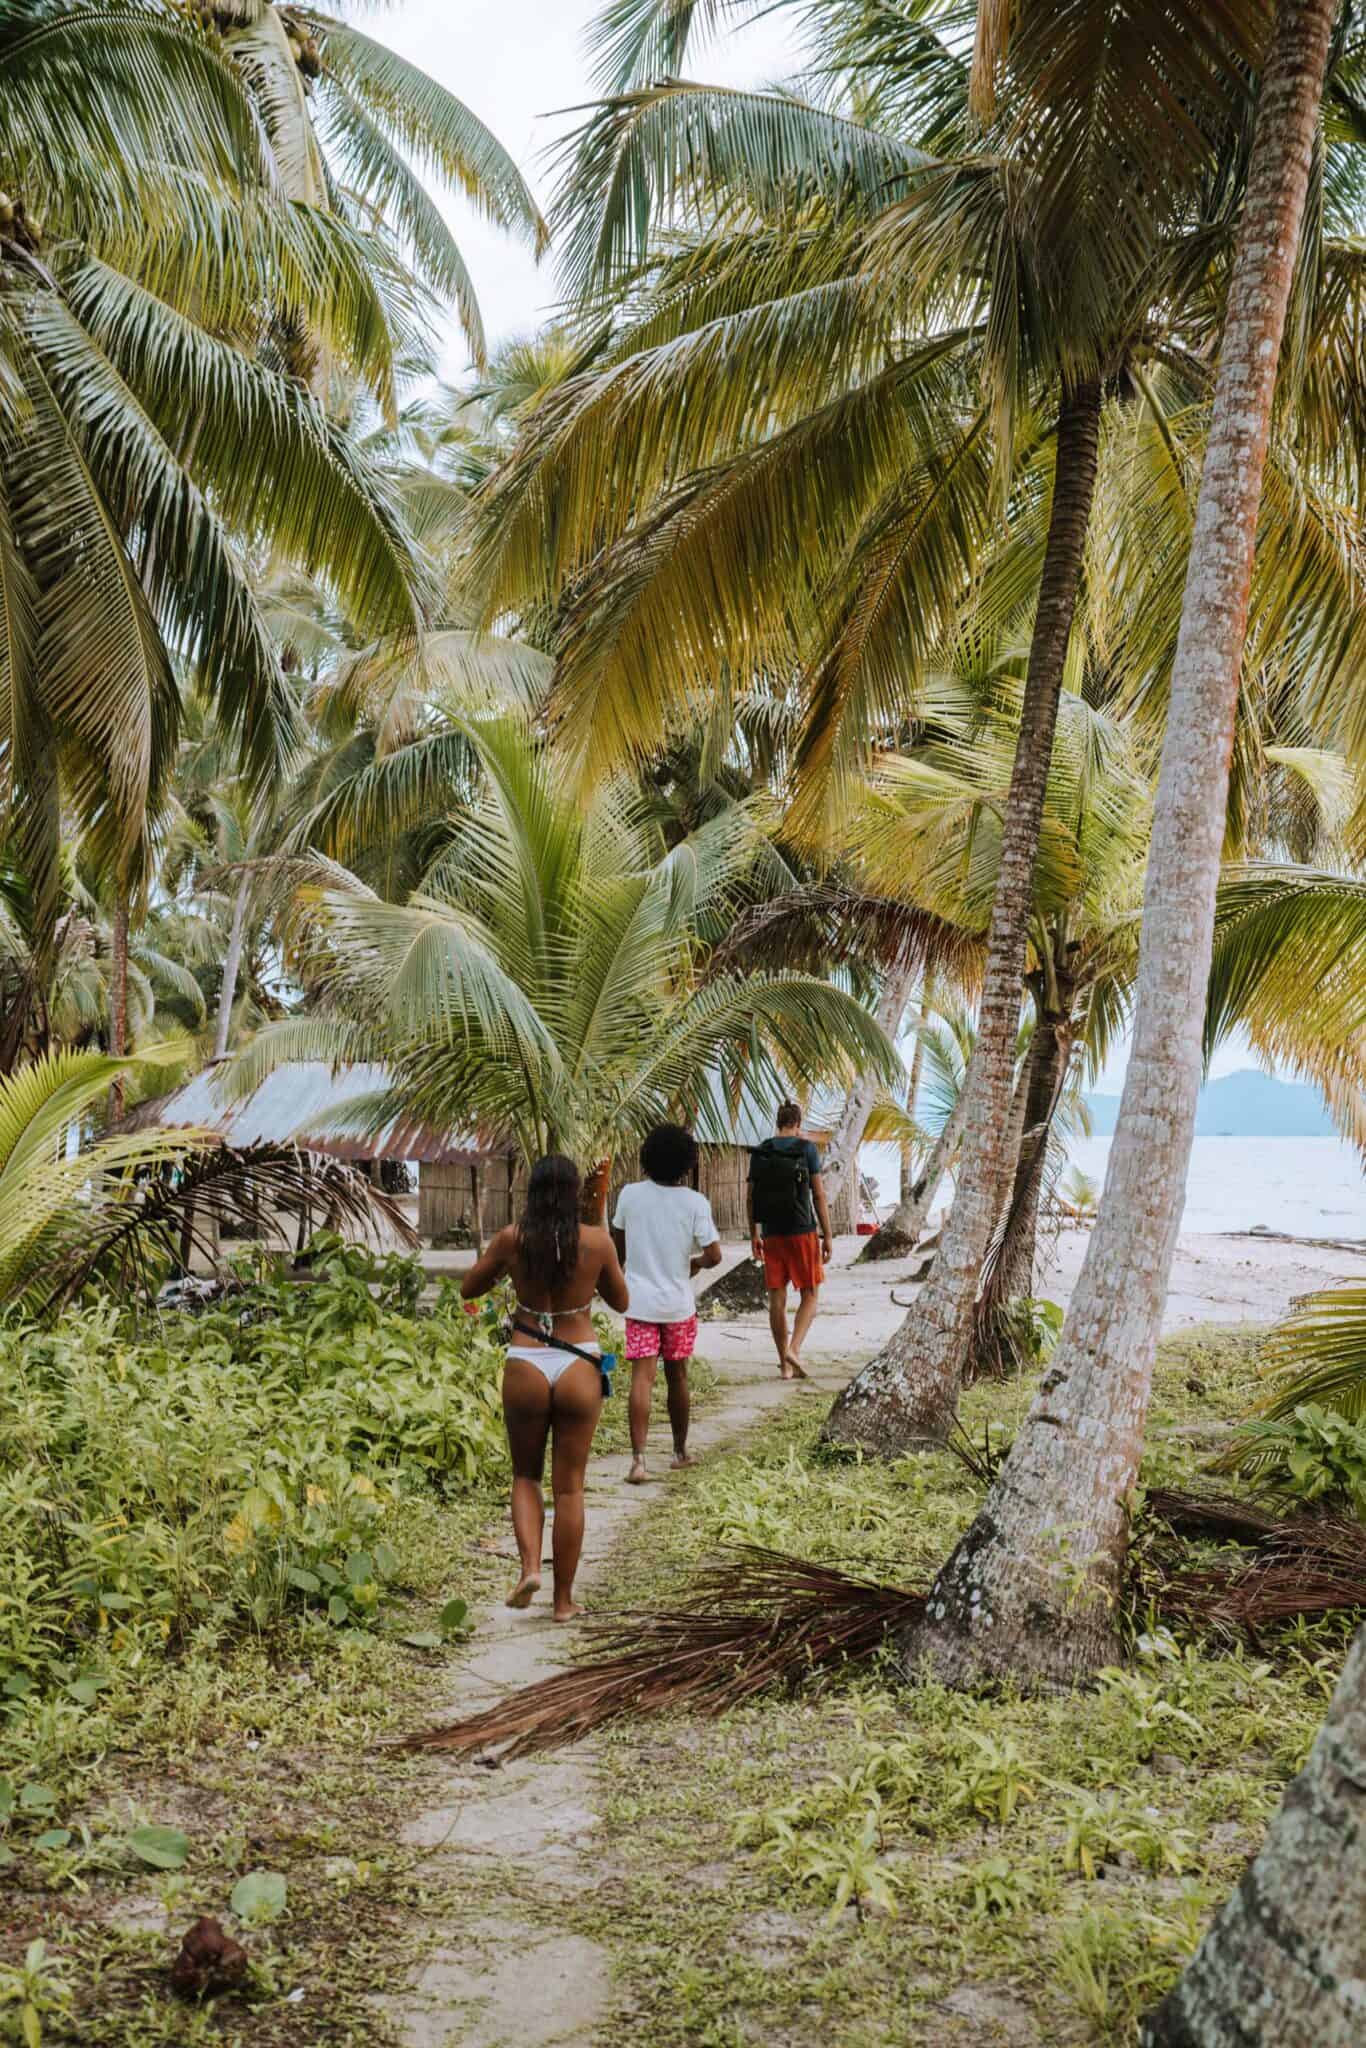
{"left": 505, "top": 1344, "right": 600, "bottom": 1388}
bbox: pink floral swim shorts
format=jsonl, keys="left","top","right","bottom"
{"left": 625, "top": 1314, "right": 698, "bottom": 1362}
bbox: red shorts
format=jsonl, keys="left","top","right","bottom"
{"left": 625, "top": 1314, "right": 698, "bottom": 1362}
{"left": 761, "top": 1233, "right": 824, "bottom": 1293}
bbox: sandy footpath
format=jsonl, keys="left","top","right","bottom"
{"left": 384, "top": 1226, "right": 1365, "bottom": 2046}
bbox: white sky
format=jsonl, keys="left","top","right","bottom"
{"left": 359, "top": 0, "right": 805, "bottom": 365}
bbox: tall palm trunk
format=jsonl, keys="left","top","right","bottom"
{"left": 820, "top": 964, "right": 917, "bottom": 1233}
{"left": 823, "top": 376, "right": 1103, "bottom": 1452}
{"left": 214, "top": 877, "right": 250, "bottom": 1062}
{"left": 108, "top": 885, "right": 130, "bottom": 1121}
{"left": 899, "top": 978, "right": 932, "bottom": 1203}
{"left": 972, "top": 972, "right": 1076, "bottom": 1376}
{"left": 900, "top": 0, "right": 1337, "bottom": 1689}
{"left": 1141, "top": 1618, "right": 1366, "bottom": 2047}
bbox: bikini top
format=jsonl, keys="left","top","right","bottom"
{"left": 514, "top": 1295, "right": 595, "bottom": 1340}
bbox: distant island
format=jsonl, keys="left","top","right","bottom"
{"left": 1085, "top": 1068, "right": 1337, "bottom": 1138}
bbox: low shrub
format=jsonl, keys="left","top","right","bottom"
{"left": 1223, "top": 1400, "right": 1366, "bottom": 1518}
{"left": 0, "top": 1244, "right": 507, "bottom": 1722}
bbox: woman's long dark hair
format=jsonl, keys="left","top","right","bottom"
{"left": 515, "top": 1154, "right": 583, "bottom": 1293}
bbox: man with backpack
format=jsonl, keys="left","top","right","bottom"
{"left": 747, "top": 1101, "right": 833, "bottom": 1379}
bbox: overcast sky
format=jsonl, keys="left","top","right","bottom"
{"left": 360, "top": 0, "right": 805, "bottom": 367}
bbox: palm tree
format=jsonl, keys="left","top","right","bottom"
{"left": 206, "top": 0, "right": 547, "bottom": 366}
{"left": 233, "top": 714, "right": 900, "bottom": 1192}
{"left": 903, "top": 0, "right": 1343, "bottom": 1691}
{"left": 469, "top": 0, "right": 1284, "bottom": 1447}
{"left": 1141, "top": 1615, "right": 1366, "bottom": 2046}
{"left": 0, "top": 1041, "right": 402, "bottom": 1312}
{"left": 0, "top": 0, "right": 445, "bottom": 970}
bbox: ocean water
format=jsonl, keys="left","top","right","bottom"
{"left": 861, "top": 1136, "right": 1366, "bottom": 1239}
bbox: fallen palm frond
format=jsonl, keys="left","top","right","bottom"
{"left": 1142, "top": 1486, "right": 1366, "bottom": 1639}
{"left": 400, "top": 1496, "right": 1366, "bottom": 1762}
{"left": 398, "top": 1549, "right": 925, "bottom": 1759}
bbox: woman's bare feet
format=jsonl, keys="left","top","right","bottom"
{"left": 670, "top": 1450, "right": 695, "bottom": 1469}
{"left": 626, "top": 1457, "right": 649, "bottom": 1484}
{"left": 505, "top": 1571, "right": 541, "bottom": 1609}
{"left": 784, "top": 1350, "right": 809, "bottom": 1379}
{"left": 552, "top": 1601, "right": 584, "bottom": 1623}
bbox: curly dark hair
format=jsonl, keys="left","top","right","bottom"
{"left": 515, "top": 1154, "right": 582, "bottom": 1292}
{"left": 640, "top": 1122, "right": 700, "bottom": 1186}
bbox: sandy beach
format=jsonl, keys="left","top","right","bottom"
{"left": 697, "top": 1226, "right": 1366, "bottom": 1367}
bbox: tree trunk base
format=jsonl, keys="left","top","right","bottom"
{"left": 896, "top": 1507, "right": 1122, "bottom": 1690}
{"left": 856, "top": 1224, "right": 920, "bottom": 1264}
{"left": 819, "top": 1346, "right": 957, "bottom": 1457}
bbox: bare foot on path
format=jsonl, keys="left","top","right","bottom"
{"left": 784, "top": 1351, "right": 809, "bottom": 1379}
{"left": 552, "top": 1602, "right": 584, "bottom": 1623}
{"left": 670, "top": 1451, "right": 695, "bottom": 1469}
{"left": 626, "top": 1459, "right": 649, "bottom": 1484}
{"left": 505, "top": 1572, "right": 541, "bottom": 1609}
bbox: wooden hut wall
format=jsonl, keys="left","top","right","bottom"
{"left": 420, "top": 1146, "right": 756, "bottom": 1242}
{"left": 419, "top": 1155, "right": 519, "bottom": 1241}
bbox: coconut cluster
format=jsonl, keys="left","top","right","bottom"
{"left": 281, "top": 10, "right": 323, "bottom": 80}
{"left": 192, "top": 3, "right": 322, "bottom": 79}
{"left": 0, "top": 195, "right": 41, "bottom": 254}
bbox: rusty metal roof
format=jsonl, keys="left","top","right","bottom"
{"left": 127, "top": 1062, "right": 492, "bottom": 1166}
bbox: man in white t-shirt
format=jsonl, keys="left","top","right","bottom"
{"left": 611, "top": 1124, "right": 722, "bottom": 1483}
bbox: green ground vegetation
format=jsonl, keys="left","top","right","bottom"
{"left": 562, "top": 1327, "right": 1349, "bottom": 2047}
{"left": 0, "top": 1247, "right": 661, "bottom": 2046}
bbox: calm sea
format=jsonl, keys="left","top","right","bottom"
{"left": 862, "top": 1136, "right": 1366, "bottom": 1239}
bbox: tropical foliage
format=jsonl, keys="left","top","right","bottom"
{"left": 0, "top": 1243, "right": 504, "bottom": 1712}
{"left": 234, "top": 712, "right": 900, "bottom": 1166}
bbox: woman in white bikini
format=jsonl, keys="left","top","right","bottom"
{"left": 460, "top": 1155, "right": 628, "bottom": 1620}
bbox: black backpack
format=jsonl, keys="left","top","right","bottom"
{"left": 750, "top": 1139, "right": 814, "bottom": 1235}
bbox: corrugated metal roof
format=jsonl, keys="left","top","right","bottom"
{"left": 132, "top": 1062, "right": 840, "bottom": 1162}
{"left": 128, "top": 1062, "right": 490, "bottom": 1166}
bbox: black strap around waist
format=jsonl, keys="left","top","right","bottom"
{"left": 510, "top": 1321, "right": 613, "bottom": 1387}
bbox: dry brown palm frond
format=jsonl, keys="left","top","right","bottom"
{"left": 399, "top": 1497, "right": 1366, "bottom": 1762}
{"left": 397, "top": 1549, "right": 925, "bottom": 1760}
{"left": 713, "top": 888, "right": 982, "bottom": 991}
{"left": 1141, "top": 1486, "right": 1366, "bottom": 1639}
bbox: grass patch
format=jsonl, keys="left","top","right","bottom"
{"left": 565, "top": 1325, "right": 1349, "bottom": 2045}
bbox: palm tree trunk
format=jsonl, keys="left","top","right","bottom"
{"left": 858, "top": 1088, "right": 970, "bottom": 1263}
{"left": 820, "top": 964, "right": 918, "bottom": 1234}
{"left": 214, "top": 877, "right": 250, "bottom": 1061}
{"left": 972, "top": 989, "right": 1075, "bottom": 1376}
{"left": 901, "top": 970, "right": 934, "bottom": 1204}
{"left": 900, "top": 0, "right": 1337, "bottom": 1688}
{"left": 582, "top": 1157, "right": 612, "bottom": 1225}
{"left": 1141, "top": 1619, "right": 1366, "bottom": 2047}
{"left": 108, "top": 885, "right": 130, "bottom": 1121}
{"left": 822, "top": 375, "right": 1103, "bottom": 1452}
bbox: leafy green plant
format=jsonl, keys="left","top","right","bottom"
{"left": 995, "top": 1295, "right": 1066, "bottom": 1367}
{"left": 1223, "top": 1402, "right": 1366, "bottom": 1518}
{"left": 231, "top": 1869, "right": 288, "bottom": 1927}
{"left": 0, "top": 1940, "right": 69, "bottom": 2047}
{"left": 0, "top": 1249, "right": 500, "bottom": 1713}
{"left": 944, "top": 1731, "right": 1040, "bottom": 1825}
{"left": 962, "top": 1851, "right": 1033, "bottom": 1917}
